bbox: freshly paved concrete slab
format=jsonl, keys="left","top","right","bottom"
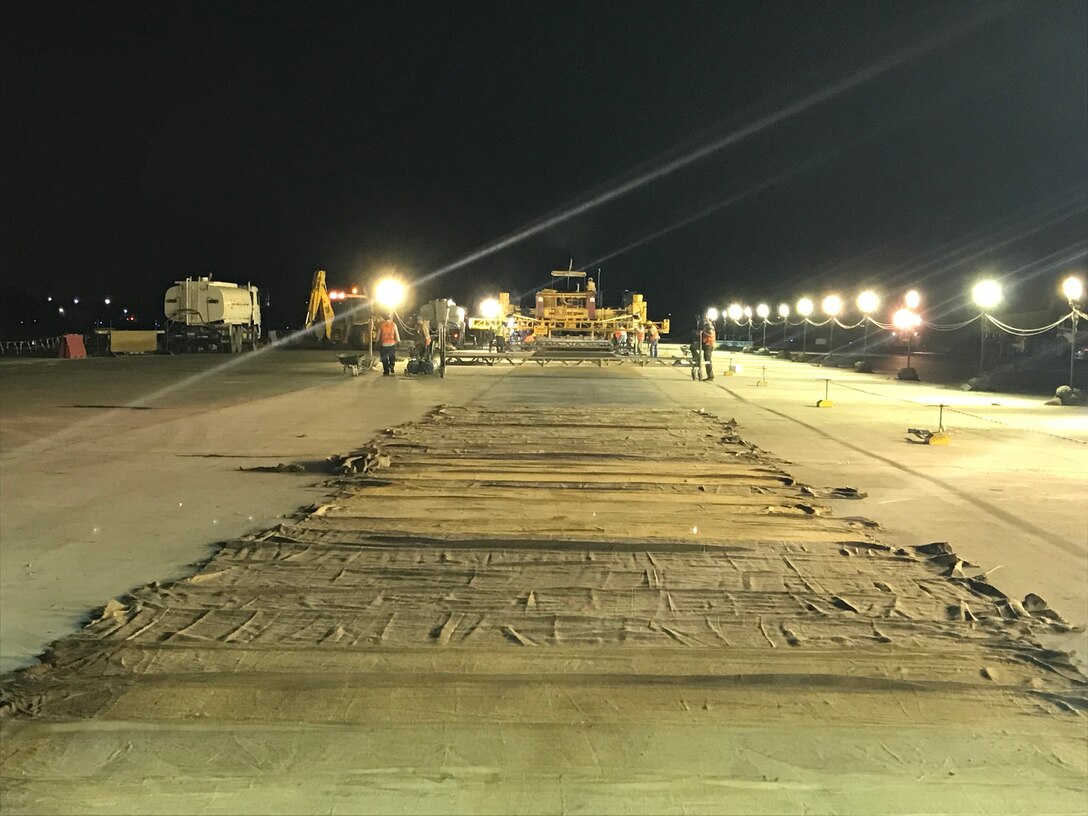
{"left": 648, "top": 354, "right": 1088, "bottom": 663}
{"left": 0, "top": 351, "right": 510, "bottom": 673}
{"left": 1, "top": 351, "right": 1085, "bottom": 814}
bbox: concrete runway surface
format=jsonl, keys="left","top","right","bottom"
{"left": 1, "top": 348, "right": 1086, "bottom": 814}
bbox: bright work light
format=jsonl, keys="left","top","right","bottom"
{"left": 374, "top": 278, "right": 406, "bottom": 311}
{"left": 892, "top": 308, "right": 921, "bottom": 330}
{"left": 856, "top": 290, "right": 879, "bottom": 313}
{"left": 479, "top": 298, "right": 501, "bottom": 319}
{"left": 1061, "top": 275, "right": 1083, "bottom": 302}
{"left": 971, "top": 280, "right": 1002, "bottom": 310}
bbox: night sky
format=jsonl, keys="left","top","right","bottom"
{"left": 3, "top": 1, "right": 1086, "bottom": 333}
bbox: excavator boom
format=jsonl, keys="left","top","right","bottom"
{"left": 304, "top": 270, "right": 335, "bottom": 340}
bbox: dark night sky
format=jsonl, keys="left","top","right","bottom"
{"left": 2, "top": 0, "right": 1086, "bottom": 331}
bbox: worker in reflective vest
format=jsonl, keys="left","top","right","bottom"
{"left": 700, "top": 319, "right": 716, "bottom": 381}
{"left": 416, "top": 316, "right": 432, "bottom": 360}
{"left": 648, "top": 323, "right": 660, "bottom": 358}
{"left": 377, "top": 315, "right": 400, "bottom": 375}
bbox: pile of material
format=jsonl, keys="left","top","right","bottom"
{"left": 1, "top": 407, "right": 1084, "bottom": 814}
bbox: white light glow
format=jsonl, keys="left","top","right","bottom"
{"left": 374, "top": 278, "right": 406, "bottom": 311}
{"left": 1061, "top": 275, "right": 1084, "bottom": 302}
{"left": 893, "top": 308, "right": 922, "bottom": 330}
{"left": 821, "top": 294, "right": 843, "bottom": 316}
{"left": 756, "top": 303, "right": 770, "bottom": 319}
{"left": 777, "top": 303, "right": 790, "bottom": 318}
{"left": 797, "top": 297, "right": 814, "bottom": 317}
{"left": 856, "top": 290, "right": 879, "bottom": 313}
{"left": 971, "top": 280, "right": 1002, "bottom": 310}
{"left": 706, "top": 307, "right": 719, "bottom": 321}
{"left": 904, "top": 289, "right": 921, "bottom": 309}
{"left": 479, "top": 298, "right": 501, "bottom": 319}
{"left": 727, "top": 303, "right": 743, "bottom": 321}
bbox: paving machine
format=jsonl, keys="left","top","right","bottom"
{"left": 468, "top": 268, "right": 669, "bottom": 348}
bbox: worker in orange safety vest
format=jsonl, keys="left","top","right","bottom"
{"left": 648, "top": 323, "right": 660, "bottom": 358}
{"left": 377, "top": 314, "right": 400, "bottom": 375}
{"left": 416, "top": 316, "right": 432, "bottom": 360}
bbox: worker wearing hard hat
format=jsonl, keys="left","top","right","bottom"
{"left": 700, "top": 318, "right": 716, "bottom": 381}
{"left": 377, "top": 314, "right": 400, "bottom": 376}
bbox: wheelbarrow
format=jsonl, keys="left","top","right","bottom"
{"left": 336, "top": 353, "right": 373, "bottom": 376}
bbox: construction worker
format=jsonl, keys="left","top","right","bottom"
{"left": 648, "top": 323, "right": 660, "bottom": 358}
{"left": 377, "top": 314, "right": 400, "bottom": 375}
{"left": 700, "top": 318, "right": 716, "bottom": 381}
{"left": 416, "top": 316, "right": 432, "bottom": 360}
{"left": 689, "top": 324, "right": 703, "bottom": 381}
{"left": 635, "top": 324, "right": 646, "bottom": 356}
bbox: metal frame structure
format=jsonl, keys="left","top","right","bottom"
{"left": 442, "top": 349, "right": 682, "bottom": 368}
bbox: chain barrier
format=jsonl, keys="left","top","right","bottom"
{"left": 0, "top": 335, "right": 64, "bottom": 355}
{"left": 833, "top": 316, "right": 867, "bottom": 330}
{"left": 920, "top": 314, "right": 982, "bottom": 331}
{"left": 985, "top": 311, "right": 1074, "bottom": 337}
{"left": 728, "top": 310, "right": 1077, "bottom": 337}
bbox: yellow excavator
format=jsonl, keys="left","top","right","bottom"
{"left": 304, "top": 269, "right": 372, "bottom": 349}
